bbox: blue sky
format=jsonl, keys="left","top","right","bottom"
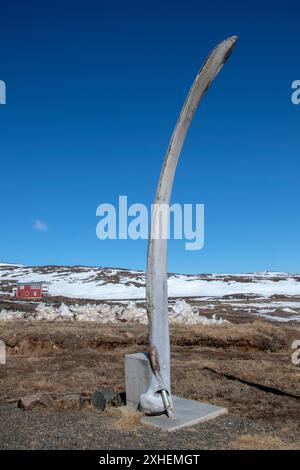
{"left": 0, "top": 0, "right": 299, "bottom": 273}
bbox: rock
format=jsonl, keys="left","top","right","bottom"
{"left": 18, "top": 392, "right": 53, "bottom": 410}
{"left": 91, "top": 390, "right": 123, "bottom": 411}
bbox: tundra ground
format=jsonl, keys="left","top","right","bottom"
{"left": 0, "top": 319, "right": 299, "bottom": 449}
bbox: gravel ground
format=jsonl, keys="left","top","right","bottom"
{"left": 0, "top": 404, "right": 278, "bottom": 450}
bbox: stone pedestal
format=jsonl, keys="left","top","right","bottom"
{"left": 125, "top": 352, "right": 227, "bottom": 431}
{"left": 0, "top": 340, "right": 5, "bottom": 365}
{"left": 125, "top": 352, "right": 152, "bottom": 409}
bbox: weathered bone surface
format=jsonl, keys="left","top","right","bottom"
{"left": 140, "top": 36, "right": 238, "bottom": 416}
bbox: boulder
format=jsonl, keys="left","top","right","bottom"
{"left": 17, "top": 392, "right": 53, "bottom": 410}
{"left": 91, "top": 390, "right": 123, "bottom": 411}
{"left": 55, "top": 393, "right": 86, "bottom": 410}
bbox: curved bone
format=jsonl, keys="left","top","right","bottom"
{"left": 140, "top": 37, "right": 238, "bottom": 416}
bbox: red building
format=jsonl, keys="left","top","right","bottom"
{"left": 15, "top": 282, "right": 48, "bottom": 300}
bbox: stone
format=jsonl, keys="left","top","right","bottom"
{"left": 18, "top": 392, "right": 53, "bottom": 410}
{"left": 91, "top": 390, "right": 123, "bottom": 411}
{"left": 0, "top": 339, "right": 5, "bottom": 364}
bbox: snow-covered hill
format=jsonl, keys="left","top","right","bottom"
{"left": 0, "top": 262, "right": 299, "bottom": 300}
{"left": 1, "top": 263, "right": 300, "bottom": 323}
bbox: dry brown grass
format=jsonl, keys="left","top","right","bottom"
{"left": 25, "top": 376, "right": 57, "bottom": 393}
{"left": 0, "top": 319, "right": 299, "bottom": 439}
{"left": 232, "top": 433, "right": 299, "bottom": 450}
{"left": 107, "top": 406, "right": 143, "bottom": 431}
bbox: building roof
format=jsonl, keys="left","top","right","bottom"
{"left": 17, "top": 281, "right": 46, "bottom": 286}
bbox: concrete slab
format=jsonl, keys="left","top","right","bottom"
{"left": 141, "top": 395, "right": 227, "bottom": 432}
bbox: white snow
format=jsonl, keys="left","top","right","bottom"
{"left": 171, "top": 300, "right": 227, "bottom": 325}
{"left": 0, "top": 300, "right": 228, "bottom": 325}
{"left": 1, "top": 263, "right": 300, "bottom": 323}
{"left": 254, "top": 312, "right": 300, "bottom": 323}
{"left": 1, "top": 264, "right": 300, "bottom": 300}
{"left": 168, "top": 277, "right": 300, "bottom": 298}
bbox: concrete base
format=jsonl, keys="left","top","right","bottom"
{"left": 141, "top": 395, "right": 227, "bottom": 431}
{"left": 125, "top": 353, "right": 227, "bottom": 431}
{"left": 125, "top": 352, "right": 152, "bottom": 409}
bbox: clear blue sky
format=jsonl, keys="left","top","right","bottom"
{"left": 0, "top": 0, "right": 299, "bottom": 273}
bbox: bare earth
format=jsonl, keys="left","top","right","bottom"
{"left": 0, "top": 319, "right": 299, "bottom": 450}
